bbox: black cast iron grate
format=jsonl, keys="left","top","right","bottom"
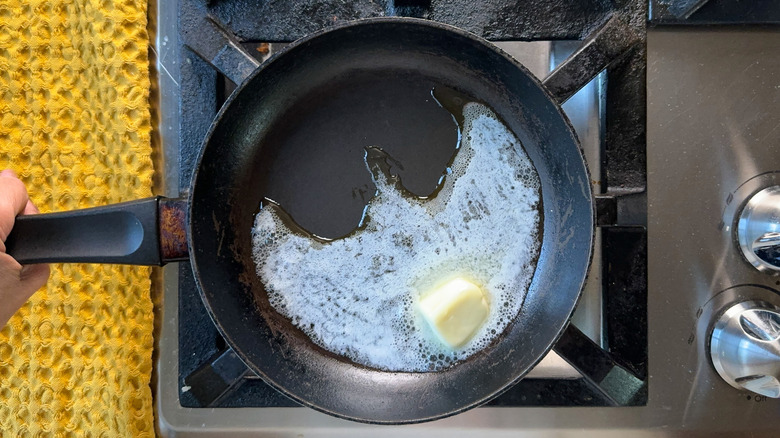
{"left": 175, "top": 0, "right": 649, "bottom": 409}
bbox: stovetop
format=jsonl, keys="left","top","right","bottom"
{"left": 155, "top": 0, "right": 780, "bottom": 436}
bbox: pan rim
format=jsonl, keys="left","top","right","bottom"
{"left": 187, "top": 16, "right": 596, "bottom": 424}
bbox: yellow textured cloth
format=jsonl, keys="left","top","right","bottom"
{"left": 0, "top": 0, "right": 155, "bottom": 436}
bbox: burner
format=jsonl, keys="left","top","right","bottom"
{"left": 163, "top": 0, "right": 649, "bottom": 412}
{"left": 155, "top": 1, "right": 780, "bottom": 434}
{"left": 158, "top": 0, "right": 780, "bottom": 434}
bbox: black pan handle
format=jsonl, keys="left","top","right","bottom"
{"left": 5, "top": 197, "right": 189, "bottom": 266}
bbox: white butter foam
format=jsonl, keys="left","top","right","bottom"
{"left": 252, "top": 102, "right": 541, "bottom": 372}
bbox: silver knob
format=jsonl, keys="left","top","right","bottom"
{"left": 710, "top": 301, "right": 780, "bottom": 398}
{"left": 737, "top": 186, "right": 780, "bottom": 272}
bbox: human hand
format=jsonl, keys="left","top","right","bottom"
{"left": 0, "top": 169, "right": 50, "bottom": 328}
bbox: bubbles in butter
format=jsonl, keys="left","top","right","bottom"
{"left": 252, "top": 102, "right": 541, "bottom": 372}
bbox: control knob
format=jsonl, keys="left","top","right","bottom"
{"left": 710, "top": 301, "right": 780, "bottom": 398}
{"left": 737, "top": 185, "right": 780, "bottom": 272}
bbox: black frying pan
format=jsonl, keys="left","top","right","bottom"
{"left": 7, "top": 18, "right": 593, "bottom": 423}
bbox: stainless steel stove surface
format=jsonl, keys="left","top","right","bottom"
{"left": 154, "top": 1, "right": 780, "bottom": 436}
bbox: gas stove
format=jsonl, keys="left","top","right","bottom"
{"left": 154, "top": 1, "right": 780, "bottom": 436}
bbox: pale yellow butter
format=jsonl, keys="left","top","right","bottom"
{"left": 418, "top": 277, "right": 489, "bottom": 348}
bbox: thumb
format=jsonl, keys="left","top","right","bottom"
{"left": 20, "top": 263, "right": 50, "bottom": 291}
{"left": 0, "top": 257, "right": 50, "bottom": 328}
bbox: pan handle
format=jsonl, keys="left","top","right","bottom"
{"left": 5, "top": 197, "right": 189, "bottom": 266}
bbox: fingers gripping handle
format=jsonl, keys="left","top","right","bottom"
{"left": 5, "top": 197, "right": 188, "bottom": 266}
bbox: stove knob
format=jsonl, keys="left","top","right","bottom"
{"left": 737, "top": 186, "right": 780, "bottom": 272}
{"left": 710, "top": 301, "right": 780, "bottom": 398}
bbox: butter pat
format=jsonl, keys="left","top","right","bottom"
{"left": 418, "top": 277, "right": 489, "bottom": 348}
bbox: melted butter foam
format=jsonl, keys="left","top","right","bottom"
{"left": 252, "top": 102, "right": 541, "bottom": 371}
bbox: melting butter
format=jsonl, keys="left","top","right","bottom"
{"left": 252, "top": 102, "right": 542, "bottom": 371}
{"left": 418, "top": 277, "right": 489, "bottom": 349}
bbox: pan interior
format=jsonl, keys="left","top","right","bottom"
{"left": 247, "top": 70, "right": 461, "bottom": 239}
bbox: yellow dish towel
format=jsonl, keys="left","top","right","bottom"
{"left": 0, "top": 0, "right": 155, "bottom": 436}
